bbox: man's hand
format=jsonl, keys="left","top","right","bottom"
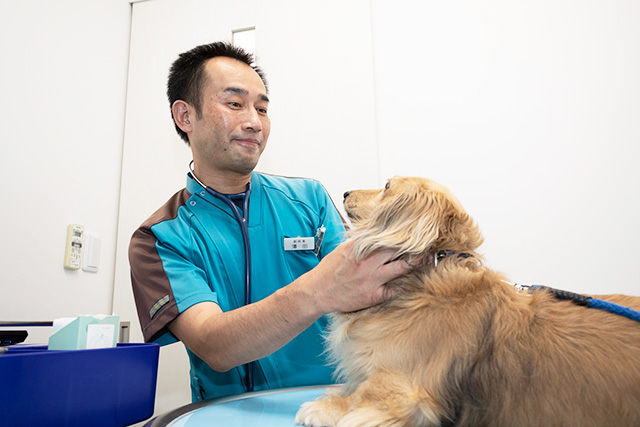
{"left": 303, "top": 240, "right": 413, "bottom": 313}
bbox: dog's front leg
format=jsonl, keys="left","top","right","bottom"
{"left": 295, "top": 387, "right": 347, "bottom": 426}
{"left": 296, "top": 372, "right": 442, "bottom": 427}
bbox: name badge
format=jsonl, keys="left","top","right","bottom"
{"left": 284, "top": 237, "right": 315, "bottom": 251}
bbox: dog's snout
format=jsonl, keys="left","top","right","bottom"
{"left": 343, "top": 191, "right": 351, "bottom": 200}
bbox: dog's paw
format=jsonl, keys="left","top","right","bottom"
{"left": 295, "top": 401, "right": 335, "bottom": 427}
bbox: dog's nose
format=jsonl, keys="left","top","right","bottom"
{"left": 343, "top": 191, "right": 351, "bottom": 200}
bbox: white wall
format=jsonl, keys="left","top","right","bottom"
{"left": 0, "top": 1, "right": 131, "bottom": 341}
{"left": 371, "top": 0, "right": 640, "bottom": 295}
{"left": 255, "top": 0, "right": 380, "bottom": 203}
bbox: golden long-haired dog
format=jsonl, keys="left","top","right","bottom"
{"left": 295, "top": 176, "right": 640, "bottom": 427}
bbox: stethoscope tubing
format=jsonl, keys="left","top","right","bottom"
{"left": 189, "top": 163, "right": 255, "bottom": 392}
{"left": 203, "top": 184, "right": 254, "bottom": 392}
{"left": 203, "top": 185, "right": 252, "bottom": 307}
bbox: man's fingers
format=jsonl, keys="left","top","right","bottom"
{"left": 379, "top": 258, "right": 413, "bottom": 281}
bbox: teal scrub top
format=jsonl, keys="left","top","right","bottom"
{"left": 129, "top": 172, "right": 347, "bottom": 401}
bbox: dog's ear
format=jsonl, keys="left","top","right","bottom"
{"left": 350, "top": 182, "right": 483, "bottom": 262}
{"left": 350, "top": 188, "right": 441, "bottom": 261}
{"left": 437, "top": 206, "right": 484, "bottom": 253}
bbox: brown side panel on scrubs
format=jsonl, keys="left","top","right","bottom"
{"left": 129, "top": 188, "right": 191, "bottom": 342}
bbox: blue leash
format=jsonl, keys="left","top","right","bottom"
{"left": 523, "top": 284, "right": 640, "bottom": 323}
{"left": 586, "top": 297, "right": 640, "bottom": 323}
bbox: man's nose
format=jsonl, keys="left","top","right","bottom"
{"left": 242, "top": 108, "right": 262, "bottom": 132}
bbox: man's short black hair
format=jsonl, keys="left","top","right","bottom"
{"left": 167, "top": 41, "right": 268, "bottom": 144}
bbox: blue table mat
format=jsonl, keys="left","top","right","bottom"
{"left": 167, "top": 387, "right": 329, "bottom": 427}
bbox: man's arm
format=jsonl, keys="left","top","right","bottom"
{"left": 168, "top": 240, "right": 411, "bottom": 372}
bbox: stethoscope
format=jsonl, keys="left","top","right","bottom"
{"left": 189, "top": 161, "right": 255, "bottom": 392}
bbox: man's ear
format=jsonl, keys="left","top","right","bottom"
{"left": 172, "top": 100, "right": 194, "bottom": 133}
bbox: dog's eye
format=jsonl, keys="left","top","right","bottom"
{"left": 384, "top": 181, "right": 391, "bottom": 190}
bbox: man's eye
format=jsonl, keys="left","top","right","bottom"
{"left": 257, "top": 107, "right": 268, "bottom": 115}
{"left": 229, "top": 102, "right": 242, "bottom": 108}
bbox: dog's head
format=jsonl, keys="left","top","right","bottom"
{"left": 344, "top": 177, "right": 483, "bottom": 265}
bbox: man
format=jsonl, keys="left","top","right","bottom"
{"left": 129, "top": 41, "right": 411, "bottom": 401}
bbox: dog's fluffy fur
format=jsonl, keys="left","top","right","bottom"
{"left": 295, "top": 176, "right": 640, "bottom": 427}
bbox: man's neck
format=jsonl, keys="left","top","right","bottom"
{"left": 192, "top": 165, "right": 252, "bottom": 194}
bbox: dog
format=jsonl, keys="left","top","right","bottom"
{"left": 295, "top": 176, "right": 640, "bottom": 427}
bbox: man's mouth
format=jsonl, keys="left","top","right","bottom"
{"left": 233, "top": 137, "right": 260, "bottom": 148}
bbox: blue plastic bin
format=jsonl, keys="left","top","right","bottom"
{"left": 0, "top": 342, "right": 159, "bottom": 427}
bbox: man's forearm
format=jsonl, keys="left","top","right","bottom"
{"left": 168, "top": 271, "right": 324, "bottom": 372}
{"left": 168, "top": 240, "right": 412, "bottom": 372}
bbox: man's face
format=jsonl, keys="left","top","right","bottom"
{"left": 189, "top": 57, "right": 271, "bottom": 179}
